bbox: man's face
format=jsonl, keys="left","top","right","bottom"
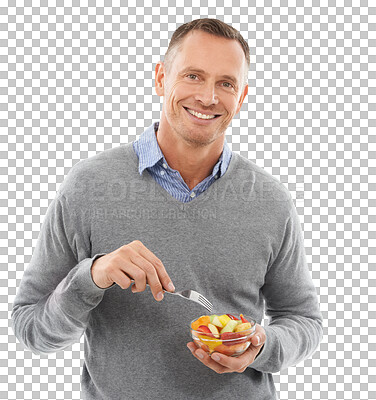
{"left": 155, "top": 30, "right": 248, "bottom": 148}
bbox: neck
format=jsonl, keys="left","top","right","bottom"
{"left": 155, "top": 118, "right": 225, "bottom": 190}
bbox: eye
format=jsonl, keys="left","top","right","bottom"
{"left": 187, "top": 74, "right": 198, "bottom": 80}
{"left": 222, "top": 82, "right": 234, "bottom": 88}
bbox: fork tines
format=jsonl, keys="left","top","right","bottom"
{"left": 198, "top": 294, "right": 213, "bottom": 313}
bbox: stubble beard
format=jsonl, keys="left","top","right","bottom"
{"left": 171, "top": 106, "right": 229, "bottom": 148}
{"left": 174, "top": 117, "right": 223, "bottom": 148}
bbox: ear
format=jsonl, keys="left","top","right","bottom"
{"left": 155, "top": 61, "right": 165, "bottom": 97}
{"left": 235, "top": 84, "right": 248, "bottom": 115}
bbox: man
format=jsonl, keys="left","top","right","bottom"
{"left": 12, "top": 18, "right": 323, "bottom": 399}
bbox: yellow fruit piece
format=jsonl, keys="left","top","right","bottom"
{"left": 198, "top": 335, "right": 222, "bottom": 353}
{"left": 234, "top": 322, "right": 252, "bottom": 333}
{"left": 191, "top": 315, "right": 211, "bottom": 331}
{"left": 218, "top": 314, "right": 231, "bottom": 327}
{"left": 211, "top": 315, "right": 223, "bottom": 328}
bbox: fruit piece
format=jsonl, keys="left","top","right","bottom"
{"left": 221, "top": 331, "right": 243, "bottom": 340}
{"left": 230, "top": 342, "right": 250, "bottom": 355}
{"left": 220, "top": 319, "right": 240, "bottom": 333}
{"left": 208, "top": 323, "right": 220, "bottom": 338}
{"left": 191, "top": 315, "right": 210, "bottom": 331}
{"left": 197, "top": 325, "right": 212, "bottom": 334}
{"left": 220, "top": 331, "right": 248, "bottom": 345}
{"left": 226, "top": 314, "right": 240, "bottom": 320}
{"left": 234, "top": 322, "right": 252, "bottom": 333}
{"left": 198, "top": 335, "right": 222, "bottom": 353}
{"left": 213, "top": 344, "right": 236, "bottom": 356}
{"left": 206, "top": 338, "right": 222, "bottom": 353}
{"left": 214, "top": 341, "right": 251, "bottom": 356}
{"left": 218, "top": 314, "right": 231, "bottom": 326}
{"left": 240, "top": 314, "right": 250, "bottom": 323}
{"left": 191, "top": 330, "right": 200, "bottom": 339}
{"left": 193, "top": 339, "right": 210, "bottom": 353}
{"left": 209, "top": 314, "right": 219, "bottom": 323}
{"left": 211, "top": 316, "right": 224, "bottom": 328}
{"left": 197, "top": 327, "right": 215, "bottom": 339}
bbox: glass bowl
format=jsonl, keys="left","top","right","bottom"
{"left": 190, "top": 314, "right": 256, "bottom": 357}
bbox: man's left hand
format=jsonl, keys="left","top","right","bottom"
{"left": 187, "top": 324, "right": 266, "bottom": 374}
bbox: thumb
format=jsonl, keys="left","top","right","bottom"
{"left": 251, "top": 333, "right": 264, "bottom": 348}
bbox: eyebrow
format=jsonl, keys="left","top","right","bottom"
{"left": 179, "top": 67, "right": 239, "bottom": 86}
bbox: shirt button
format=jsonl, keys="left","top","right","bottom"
{"left": 160, "top": 170, "right": 165, "bottom": 176}
{"left": 162, "top": 163, "right": 168, "bottom": 169}
{"left": 190, "top": 192, "right": 196, "bottom": 198}
{"left": 214, "top": 174, "right": 219, "bottom": 179}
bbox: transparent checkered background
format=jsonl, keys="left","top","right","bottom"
{"left": 1, "top": 1, "right": 375, "bottom": 399}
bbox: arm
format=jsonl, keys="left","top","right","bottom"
{"left": 188, "top": 199, "right": 323, "bottom": 374}
{"left": 11, "top": 192, "right": 108, "bottom": 355}
{"left": 11, "top": 174, "right": 175, "bottom": 356}
{"left": 250, "top": 200, "right": 323, "bottom": 373}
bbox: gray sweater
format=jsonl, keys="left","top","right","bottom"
{"left": 11, "top": 142, "right": 323, "bottom": 400}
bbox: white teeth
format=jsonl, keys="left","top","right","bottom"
{"left": 186, "top": 108, "right": 216, "bottom": 120}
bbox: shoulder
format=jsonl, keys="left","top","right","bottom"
{"left": 57, "top": 143, "right": 134, "bottom": 199}
{"left": 230, "top": 152, "right": 295, "bottom": 217}
{"left": 230, "top": 154, "right": 302, "bottom": 245}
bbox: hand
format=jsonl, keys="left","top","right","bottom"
{"left": 91, "top": 240, "right": 175, "bottom": 301}
{"left": 187, "top": 324, "right": 266, "bottom": 373}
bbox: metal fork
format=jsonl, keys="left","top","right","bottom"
{"left": 165, "top": 289, "right": 213, "bottom": 313}
{"left": 130, "top": 281, "right": 213, "bottom": 312}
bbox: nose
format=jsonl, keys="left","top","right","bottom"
{"left": 194, "top": 81, "right": 219, "bottom": 107}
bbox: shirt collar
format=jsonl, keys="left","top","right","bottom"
{"left": 136, "top": 122, "right": 165, "bottom": 176}
{"left": 135, "top": 121, "right": 232, "bottom": 178}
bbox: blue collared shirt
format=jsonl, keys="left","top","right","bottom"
{"left": 132, "top": 122, "right": 232, "bottom": 203}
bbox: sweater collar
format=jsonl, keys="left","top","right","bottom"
{"left": 136, "top": 122, "right": 232, "bottom": 178}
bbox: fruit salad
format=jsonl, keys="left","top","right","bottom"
{"left": 190, "top": 313, "right": 256, "bottom": 357}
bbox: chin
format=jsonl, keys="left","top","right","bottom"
{"left": 183, "top": 130, "right": 222, "bottom": 147}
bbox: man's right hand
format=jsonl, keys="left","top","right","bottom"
{"left": 91, "top": 240, "right": 175, "bottom": 301}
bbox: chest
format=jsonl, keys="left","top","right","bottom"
{"left": 88, "top": 197, "right": 281, "bottom": 321}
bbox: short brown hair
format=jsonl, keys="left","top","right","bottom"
{"left": 163, "top": 18, "right": 250, "bottom": 88}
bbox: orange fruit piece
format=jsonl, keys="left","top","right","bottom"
{"left": 191, "top": 315, "right": 210, "bottom": 331}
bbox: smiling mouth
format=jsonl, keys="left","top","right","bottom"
{"left": 183, "top": 107, "right": 221, "bottom": 120}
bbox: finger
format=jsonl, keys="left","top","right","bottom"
{"left": 106, "top": 254, "right": 147, "bottom": 294}
{"left": 187, "top": 342, "right": 255, "bottom": 373}
{"left": 109, "top": 269, "right": 133, "bottom": 290}
{"left": 127, "top": 251, "right": 164, "bottom": 300}
{"left": 126, "top": 252, "right": 154, "bottom": 292}
{"left": 250, "top": 325, "right": 266, "bottom": 347}
{"left": 186, "top": 343, "right": 231, "bottom": 374}
{"left": 134, "top": 241, "right": 175, "bottom": 292}
{"left": 116, "top": 260, "right": 147, "bottom": 293}
{"left": 209, "top": 347, "right": 255, "bottom": 372}
{"left": 186, "top": 342, "right": 197, "bottom": 353}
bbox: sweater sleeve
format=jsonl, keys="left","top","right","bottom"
{"left": 250, "top": 199, "right": 323, "bottom": 373}
{"left": 11, "top": 191, "right": 109, "bottom": 356}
